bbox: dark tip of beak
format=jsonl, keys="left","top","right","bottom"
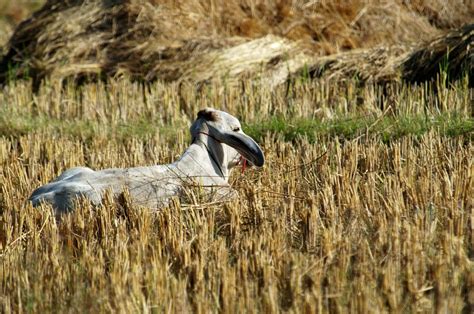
{"left": 251, "top": 150, "right": 265, "bottom": 167}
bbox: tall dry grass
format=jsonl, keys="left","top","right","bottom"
{"left": 1, "top": 0, "right": 473, "bottom": 85}
{"left": 0, "top": 78, "right": 473, "bottom": 312}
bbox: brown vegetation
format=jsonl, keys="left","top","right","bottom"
{"left": 0, "top": 0, "right": 472, "bottom": 86}
{"left": 403, "top": 23, "right": 474, "bottom": 87}
{"left": 1, "top": 78, "right": 473, "bottom": 312}
{"left": 0, "top": 1, "right": 473, "bottom": 311}
{"left": 0, "top": 0, "right": 44, "bottom": 51}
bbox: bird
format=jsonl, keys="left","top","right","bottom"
{"left": 29, "top": 108, "right": 264, "bottom": 213}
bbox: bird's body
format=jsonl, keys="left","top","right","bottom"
{"left": 29, "top": 108, "right": 264, "bottom": 213}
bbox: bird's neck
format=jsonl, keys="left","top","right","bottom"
{"left": 175, "top": 142, "right": 230, "bottom": 183}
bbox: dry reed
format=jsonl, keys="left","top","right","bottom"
{"left": 1, "top": 78, "right": 472, "bottom": 312}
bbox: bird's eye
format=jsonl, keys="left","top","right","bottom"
{"left": 233, "top": 127, "right": 240, "bottom": 132}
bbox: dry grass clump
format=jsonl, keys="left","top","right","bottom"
{"left": 1, "top": 78, "right": 473, "bottom": 312}
{"left": 403, "top": 23, "right": 474, "bottom": 87}
{"left": 298, "top": 22, "right": 474, "bottom": 87}
{"left": 296, "top": 45, "right": 409, "bottom": 84}
{"left": 0, "top": 0, "right": 44, "bottom": 51}
{"left": 0, "top": 0, "right": 472, "bottom": 86}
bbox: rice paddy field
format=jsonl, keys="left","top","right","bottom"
{"left": 0, "top": 77, "right": 473, "bottom": 312}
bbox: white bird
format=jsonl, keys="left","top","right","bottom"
{"left": 29, "top": 108, "right": 264, "bottom": 213}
